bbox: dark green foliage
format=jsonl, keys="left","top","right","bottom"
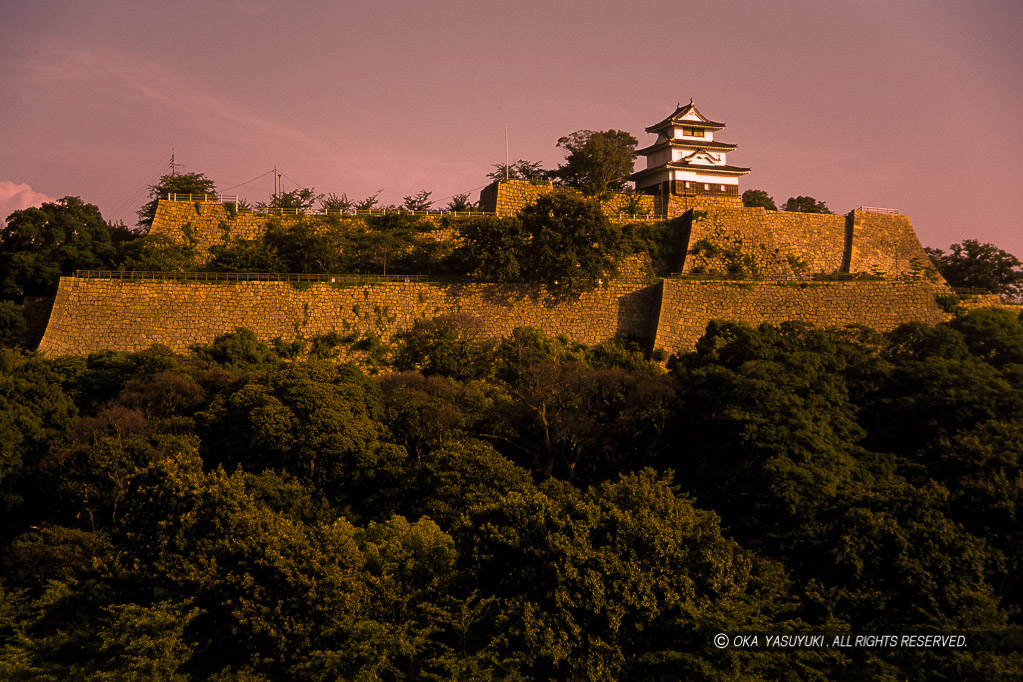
{"left": 552, "top": 129, "right": 638, "bottom": 197}
{"left": 458, "top": 191, "right": 626, "bottom": 282}
{"left": 402, "top": 190, "right": 433, "bottom": 212}
{"left": 393, "top": 314, "right": 495, "bottom": 381}
{"left": 742, "top": 188, "right": 777, "bottom": 210}
{"left": 928, "top": 239, "right": 1023, "bottom": 297}
{"left": 0, "top": 350, "right": 77, "bottom": 515}
{"left": 487, "top": 159, "right": 549, "bottom": 183}
{"left": 3, "top": 310, "right": 1023, "bottom": 679}
{"left": 0, "top": 302, "right": 28, "bottom": 348}
{"left": 261, "top": 187, "right": 323, "bottom": 211}
{"left": 0, "top": 197, "right": 128, "bottom": 299}
{"left": 190, "top": 327, "right": 282, "bottom": 373}
{"left": 117, "top": 233, "right": 199, "bottom": 271}
{"left": 453, "top": 214, "right": 525, "bottom": 280}
{"left": 208, "top": 215, "right": 453, "bottom": 276}
{"left": 516, "top": 191, "right": 625, "bottom": 281}
{"left": 137, "top": 172, "right": 216, "bottom": 230}
{"left": 320, "top": 192, "right": 355, "bottom": 215}
{"left": 444, "top": 192, "right": 476, "bottom": 212}
{"left": 782, "top": 195, "right": 832, "bottom": 213}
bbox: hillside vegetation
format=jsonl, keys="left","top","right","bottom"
{"left": 2, "top": 309, "right": 1023, "bottom": 679}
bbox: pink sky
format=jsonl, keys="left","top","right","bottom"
{"left": 2, "top": 0, "right": 1021, "bottom": 256}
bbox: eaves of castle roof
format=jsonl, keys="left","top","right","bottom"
{"left": 630, "top": 161, "right": 751, "bottom": 181}
{"left": 636, "top": 138, "right": 738, "bottom": 155}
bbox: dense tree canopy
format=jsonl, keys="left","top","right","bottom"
{"left": 0, "top": 310, "right": 1022, "bottom": 678}
{"left": 927, "top": 239, "right": 1023, "bottom": 298}
{"left": 782, "top": 195, "right": 832, "bottom": 213}
{"left": 0, "top": 197, "right": 129, "bottom": 299}
{"left": 552, "top": 129, "right": 638, "bottom": 197}
{"left": 457, "top": 191, "right": 626, "bottom": 282}
{"left": 741, "top": 188, "right": 777, "bottom": 210}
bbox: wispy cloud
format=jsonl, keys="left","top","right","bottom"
{"left": 26, "top": 45, "right": 319, "bottom": 150}
{"left": 0, "top": 181, "right": 55, "bottom": 223}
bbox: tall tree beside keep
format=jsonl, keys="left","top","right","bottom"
{"left": 552, "top": 129, "right": 637, "bottom": 197}
{"left": 136, "top": 172, "right": 216, "bottom": 230}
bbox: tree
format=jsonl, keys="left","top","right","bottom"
{"left": 454, "top": 215, "right": 524, "bottom": 281}
{"left": 552, "top": 129, "right": 637, "bottom": 197}
{"left": 321, "top": 192, "right": 355, "bottom": 216}
{"left": 782, "top": 195, "right": 832, "bottom": 213}
{"left": 393, "top": 314, "right": 495, "bottom": 381}
{"left": 445, "top": 193, "right": 476, "bottom": 212}
{"left": 0, "top": 302, "right": 27, "bottom": 348}
{"left": 137, "top": 172, "right": 216, "bottom": 230}
{"left": 487, "top": 160, "right": 548, "bottom": 183}
{"left": 516, "top": 191, "right": 625, "bottom": 281}
{"left": 0, "top": 197, "right": 126, "bottom": 299}
{"left": 402, "top": 190, "right": 433, "bottom": 212}
{"left": 927, "top": 240, "right": 1023, "bottom": 297}
{"left": 742, "top": 188, "right": 777, "bottom": 210}
{"left": 262, "top": 188, "right": 323, "bottom": 212}
{"left": 117, "top": 233, "right": 198, "bottom": 272}
{"left": 354, "top": 190, "right": 383, "bottom": 212}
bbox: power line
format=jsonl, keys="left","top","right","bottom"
{"left": 279, "top": 172, "right": 306, "bottom": 191}
{"left": 221, "top": 169, "right": 275, "bottom": 192}
{"left": 109, "top": 159, "right": 170, "bottom": 225}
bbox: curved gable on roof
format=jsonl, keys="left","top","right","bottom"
{"left": 646, "top": 102, "right": 726, "bottom": 133}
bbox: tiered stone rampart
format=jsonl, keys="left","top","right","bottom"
{"left": 149, "top": 201, "right": 460, "bottom": 265}
{"left": 38, "top": 274, "right": 953, "bottom": 357}
{"left": 34, "top": 186, "right": 955, "bottom": 357}
{"left": 653, "top": 280, "right": 947, "bottom": 352}
{"left": 37, "top": 277, "right": 660, "bottom": 356}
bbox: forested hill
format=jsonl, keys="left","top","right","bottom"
{"left": 2, "top": 308, "right": 1023, "bottom": 679}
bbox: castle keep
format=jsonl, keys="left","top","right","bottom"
{"left": 36, "top": 103, "right": 958, "bottom": 357}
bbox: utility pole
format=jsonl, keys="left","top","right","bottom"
{"left": 505, "top": 127, "right": 510, "bottom": 181}
{"left": 170, "top": 149, "right": 180, "bottom": 177}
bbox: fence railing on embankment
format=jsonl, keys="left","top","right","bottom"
{"left": 166, "top": 193, "right": 239, "bottom": 204}
{"left": 856, "top": 206, "right": 900, "bottom": 215}
{"left": 164, "top": 194, "right": 496, "bottom": 218}
{"left": 74, "top": 270, "right": 428, "bottom": 284}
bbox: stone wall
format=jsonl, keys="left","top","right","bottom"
{"left": 479, "top": 180, "right": 659, "bottom": 222}
{"left": 38, "top": 274, "right": 956, "bottom": 358}
{"left": 478, "top": 180, "right": 554, "bottom": 216}
{"left": 38, "top": 277, "right": 660, "bottom": 356}
{"left": 679, "top": 205, "right": 847, "bottom": 276}
{"left": 653, "top": 279, "right": 948, "bottom": 353}
{"left": 846, "top": 210, "right": 934, "bottom": 275}
{"left": 676, "top": 206, "right": 936, "bottom": 280}
{"left": 150, "top": 200, "right": 460, "bottom": 265}
{"left": 150, "top": 201, "right": 297, "bottom": 262}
